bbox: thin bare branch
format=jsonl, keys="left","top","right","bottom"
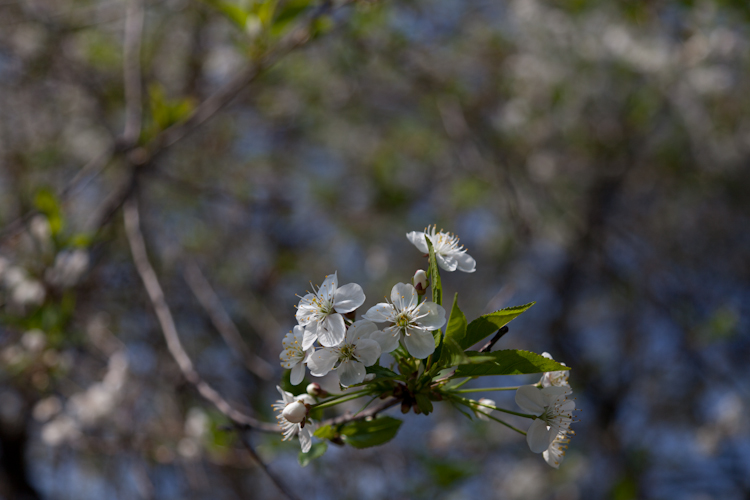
{"left": 233, "top": 424, "right": 301, "bottom": 500}
{"left": 184, "top": 260, "right": 275, "bottom": 381}
{"left": 123, "top": 196, "right": 279, "bottom": 433}
{"left": 479, "top": 326, "right": 509, "bottom": 353}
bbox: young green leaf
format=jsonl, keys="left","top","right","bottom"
{"left": 340, "top": 416, "right": 403, "bottom": 449}
{"left": 313, "top": 425, "right": 337, "bottom": 440}
{"left": 461, "top": 302, "right": 535, "bottom": 349}
{"left": 415, "top": 393, "right": 434, "bottom": 415}
{"left": 453, "top": 349, "right": 569, "bottom": 377}
{"left": 298, "top": 441, "right": 328, "bottom": 467}
{"left": 439, "top": 338, "right": 470, "bottom": 368}
{"left": 365, "top": 365, "right": 399, "bottom": 380}
{"left": 426, "top": 237, "right": 442, "bottom": 307}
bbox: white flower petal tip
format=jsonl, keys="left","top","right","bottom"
{"left": 306, "top": 320, "right": 381, "bottom": 386}
{"left": 543, "top": 429, "right": 573, "bottom": 468}
{"left": 407, "top": 225, "right": 476, "bottom": 273}
{"left": 280, "top": 326, "right": 311, "bottom": 385}
{"left": 475, "top": 398, "right": 496, "bottom": 421}
{"left": 294, "top": 273, "right": 365, "bottom": 348}
{"left": 516, "top": 385, "right": 576, "bottom": 454}
{"left": 363, "top": 283, "right": 443, "bottom": 358}
{"left": 272, "top": 391, "right": 317, "bottom": 452}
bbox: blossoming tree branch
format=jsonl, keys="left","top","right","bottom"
{"left": 275, "top": 226, "right": 578, "bottom": 468}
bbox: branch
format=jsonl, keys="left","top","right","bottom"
{"left": 479, "top": 326, "right": 509, "bottom": 353}
{"left": 319, "top": 397, "right": 400, "bottom": 427}
{"left": 233, "top": 424, "right": 301, "bottom": 500}
{"left": 183, "top": 260, "right": 275, "bottom": 381}
{"left": 123, "top": 196, "right": 278, "bottom": 433}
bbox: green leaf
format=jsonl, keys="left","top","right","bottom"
{"left": 454, "top": 349, "right": 569, "bottom": 377}
{"left": 438, "top": 293, "right": 467, "bottom": 367}
{"left": 439, "top": 338, "right": 470, "bottom": 368}
{"left": 365, "top": 365, "right": 399, "bottom": 381}
{"left": 415, "top": 393, "right": 434, "bottom": 415}
{"left": 33, "top": 189, "right": 63, "bottom": 235}
{"left": 461, "top": 302, "right": 535, "bottom": 350}
{"left": 340, "top": 416, "right": 402, "bottom": 449}
{"left": 298, "top": 442, "right": 327, "bottom": 467}
{"left": 203, "top": 0, "right": 249, "bottom": 29}
{"left": 426, "top": 238, "right": 442, "bottom": 307}
{"left": 313, "top": 425, "right": 337, "bottom": 440}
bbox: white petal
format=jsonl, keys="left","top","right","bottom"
{"left": 352, "top": 339, "right": 381, "bottom": 366}
{"left": 369, "top": 329, "right": 400, "bottom": 353}
{"left": 363, "top": 303, "right": 393, "bottom": 323}
{"left": 276, "top": 386, "right": 294, "bottom": 404}
{"left": 390, "top": 283, "right": 417, "bottom": 311}
{"left": 403, "top": 328, "right": 436, "bottom": 359}
{"left": 543, "top": 448, "right": 561, "bottom": 469}
{"left": 295, "top": 294, "right": 317, "bottom": 325}
{"left": 338, "top": 359, "right": 365, "bottom": 387}
{"left": 526, "top": 419, "right": 554, "bottom": 453}
{"left": 417, "top": 302, "right": 446, "bottom": 330}
{"left": 406, "top": 231, "right": 429, "bottom": 253}
{"left": 292, "top": 324, "right": 306, "bottom": 342}
{"left": 455, "top": 252, "right": 476, "bottom": 273}
{"left": 436, "top": 253, "right": 458, "bottom": 272}
{"left": 345, "top": 320, "right": 379, "bottom": 344}
{"left": 290, "top": 362, "right": 305, "bottom": 386}
{"left": 319, "top": 273, "right": 338, "bottom": 302}
{"left": 515, "top": 385, "right": 546, "bottom": 414}
{"left": 298, "top": 425, "right": 313, "bottom": 453}
{"left": 317, "top": 314, "right": 346, "bottom": 347}
{"left": 333, "top": 283, "right": 365, "bottom": 313}
{"left": 307, "top": 349, "right": 338, "bottom": 377}
{"left": 301, "top": 324, "right": 318, "bottom": 351}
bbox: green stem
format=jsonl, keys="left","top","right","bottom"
{"left": 465, "top": 397, "right": 537, "bottom": 419}
{"left": 481, "top": 411, "right": 527, "bottom": 435}
{"left": 448, "top": 396, "right": 527, "bottom": 436}
{"left": 449, "top": 377, "right": 472, "bottom": 390}
{"left": 454, "top": 386, "right": 520, "bottom": 393}
{"left": 313, "top": 389, "right": 370, "bottom": 410}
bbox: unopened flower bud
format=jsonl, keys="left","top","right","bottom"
{"left": 281, "top": 401, "right": 308, "bottom": 423}
{"left": 306, "top": 383, "right": 328, "bottom": 398}
{"left": 413, "top": 269, "right": 428, "bottom": 295}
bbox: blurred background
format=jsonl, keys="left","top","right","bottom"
{"left": 1, "top": 0, "right": 749, "bottom": 498}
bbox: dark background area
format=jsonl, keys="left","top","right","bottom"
{"left": 0, "top": 0, "right": 749, "bottom": 498}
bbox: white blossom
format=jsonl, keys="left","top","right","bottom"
{"left": 272, "top": 386, "right": 316, "bottom": 453}
{"left": 475, "top": 398, "right": 496, "bottom": 421}
{"left": 306, "top": 320, "right": 381, "bottom": 387}
{"left": 279, "top": 325, "right": 313, "bottom": 385}
{"left": 364, "top": 283, "right": 446, "bottom": 359}
{"left": 282, "top": 401, "right": 308, "bottom": 424}
{"left": 515, "top": 385, "right": 575, "bottom": 453}
{"left": 406, "top": 225, "right": 476, "bottom": 273}
{"left": 543, "top": 428, "right": 573, "bottom": 468}
{"left": 45, "top": 249, "right": 89, "bottom": 288}
{"left": 296, "top": 272, "right": 365, "bottom": 349}
{"left": 539, "top": 352, "right": 570, "bottom": 389}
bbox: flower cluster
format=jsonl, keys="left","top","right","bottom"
{"left": 272, "top": 226, "right": 574, "bottom": 469}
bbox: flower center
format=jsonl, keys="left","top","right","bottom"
{"left": 339, "top": 344, "right": 355, "bottom": 360}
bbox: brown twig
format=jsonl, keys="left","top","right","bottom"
{"left": 123, "top": 196, "right": 279, "bottom": 433}
{"left": 233, "top": 424, "right": 301, "bottom": 500}
{"left": 320, "top": 397, "right": 401, "bottom": 427}
{"left": 183, "top": 260, "right": 275, "bottom": 380}
{"left": 479, "top": 326, "right": 509, "bottom": 353}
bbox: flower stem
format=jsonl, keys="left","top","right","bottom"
{"left": 480, "top": 411, "right": 527, "bottom": 435}
{"left": 313, "top": 389, "right": 370, "bottom": 410}
{"left": 456, "top": 396, "right": 537, "bottom": 419}
{"left": 448, "top": 396, "right": 527, "bottom": 436}
{"left": 449, "top": 377, "right": 473, "bottom": 390}
{"left": 453, "top": 386, "right": 520, "bottom": 393}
